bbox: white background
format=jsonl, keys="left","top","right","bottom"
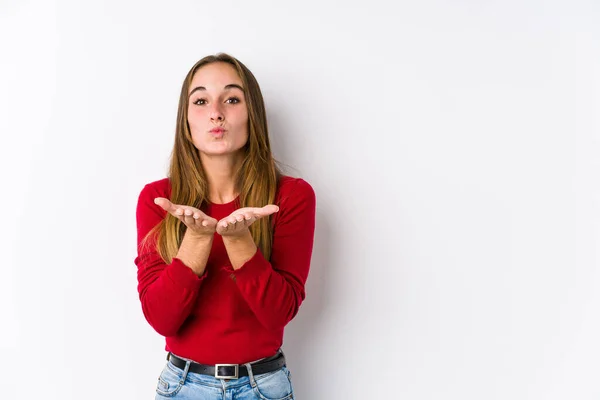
{"left": 1, "top": 0, "right": 598, "bottom": 399}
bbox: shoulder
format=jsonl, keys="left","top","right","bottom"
{"left": 136, "top": 178, "right": 171, "bottom": 221}
{"left": 135, "top": 178, "right": 171, "bottom": 241}
{"left": 276, "top": 175, "right": 316, "bottom": 203}
{"left": 137, "top": 177, "right": 171, "bottom": 201}
{"left": 273, "top": 176, "right": 316, "bottom": 224}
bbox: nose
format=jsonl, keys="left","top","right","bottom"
{"left": 209, "top": 103, "right": 224, "bottom": 122}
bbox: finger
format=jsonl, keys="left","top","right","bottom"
{"left": 154, "top": 197, "right": 174, "bottom": 211}
{"left": 216, "top": 224, "right": 228, "bottom": 235}
{"left": 239, "top": 213, "right": 252, "bottom": 226}
{"left": 195, "top": 214, "right": 215, "bottom": 230}
{"left": 200, "top": 217, "right": 217, "bottom": 228}
{"left": 242, "top": 217, "right": 257, "bottom": 229}
{"left": 248, "top": 205, "right": 279, "bottom": 218}
{"left": 261, "top": 204, "right": 280, "bottom": 215}
{"left": 176, "top": 206, "right": 197, "bottom": 221}
{"left": 224, "top": 219, "right": 236, "bottom": 231}
{"left": 220, "top": 220, "right": 233, "bottom": 233}
{"left": 247, "top": 206, "right": 279, "bottom": 219}
{"left": 226, "top": 216, "right": 238, "bottom": 225}
{"left": 240, "top": 212, "right": 255, "bottom": 224}
{"left": 182, "top": 209, "right": 197, "bottom": 226}
{"left": 157, "top": 200, "right": 186, "bottom": 217}
{"left": 178, "top": 206, "right": 203, "bottom": 220}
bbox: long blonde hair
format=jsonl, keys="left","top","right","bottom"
{"left": 141, "top": 53, "right": 281, "bottom": 263}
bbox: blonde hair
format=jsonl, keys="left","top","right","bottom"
{"left": 141, "top": 53, "right": 281, "bottom": 263}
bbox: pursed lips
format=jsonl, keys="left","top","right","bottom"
{"left": 209, "top": 127, "right": 225, "bottom": 137}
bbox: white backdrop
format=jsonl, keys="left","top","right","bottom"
{"left": 1, "top": 1, "right": 598, "bottom": 399}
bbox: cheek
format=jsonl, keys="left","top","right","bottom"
{"left": 233, "top": 110, "right": 249, "bottom": 128}
{"left": 187, "top": 106, "right": 206, "bottom": 122}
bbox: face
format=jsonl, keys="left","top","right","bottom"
{"left": 187, "top": 62, "right": 249, "bottom": 159}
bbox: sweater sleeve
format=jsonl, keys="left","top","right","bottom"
{"left": 228, "top": 178, "right": 316, "bottom": 330}
{"left": 134, "top": 183, "right": 207, "bottom": 337}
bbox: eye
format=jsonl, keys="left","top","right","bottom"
{"left": 192, "top": 97, "right": 240, "bottom": 106}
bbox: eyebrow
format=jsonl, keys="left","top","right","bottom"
{"left": 188, "top": 84, "right": 244, "bottom": 97}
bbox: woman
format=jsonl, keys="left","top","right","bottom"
{"left": 134, "top": 53, "right": 315, "bottom": 400}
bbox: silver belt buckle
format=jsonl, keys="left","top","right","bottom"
{"left": 215, "top": 364, "right": 239, "bottom": 379}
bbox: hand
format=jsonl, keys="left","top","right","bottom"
{"left": 216, "top": 205, "right": 279, "bottom": 237}
{"left": 154, "top": 197, "right": 218, "bottom": 238}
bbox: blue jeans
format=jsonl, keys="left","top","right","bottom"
{"left": 155, "top": 352, "right": 295, "bottom": 400}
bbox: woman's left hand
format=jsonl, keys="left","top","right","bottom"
{"left": 217, "top": 205, "right": 279, "bottom": 237}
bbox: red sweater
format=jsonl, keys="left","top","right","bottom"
{"left": 134, "top": 176, "right": 316, "bottom": 364}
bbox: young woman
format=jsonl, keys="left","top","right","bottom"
{"left": 134, "top": 53, "right": 316, "bottom": 400}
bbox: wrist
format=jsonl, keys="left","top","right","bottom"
{"left": 221, "top": 230, "right": 257, "bottom": 270}
{"left": 221, "top": 228, "right": 253, "bottom": 243}
{"left": 184, "top": 230, "right": 215, "bottom": 242}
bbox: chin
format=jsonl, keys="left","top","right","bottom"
{"left": 199, "top": 147, "right": 245, "bottom": 158}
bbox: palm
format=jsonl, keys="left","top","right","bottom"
{"left": 154, "top": 197, "right": 218, "bottom": 237}
{"left": 216, "top": 205, "right": 279, "bottom": 237}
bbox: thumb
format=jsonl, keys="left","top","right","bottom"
{"left": 154, "top": 197, "right": 172, "bottom": 211}
{"left": 261, "top": 204, "right": 280, "bottom": 215}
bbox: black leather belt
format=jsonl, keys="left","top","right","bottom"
{"left": 166, "top": 351, "right": 286, "bottom": 379}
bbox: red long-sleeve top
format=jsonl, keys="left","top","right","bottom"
{"left": 134, "top": 176, "right": 316, "bottom": 365}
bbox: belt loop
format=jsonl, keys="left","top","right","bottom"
{"left": 244, "top": 362, "right": 257, "bottom": 388}
{"left": 180, "top": 360, "right": 191, "bottom": 384}
{"left": 166, "top": 352, "right": 171, "bottom": 361}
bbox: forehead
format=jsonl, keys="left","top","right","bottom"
{"left": 189, "top": 62, "right": 242, "bottom": 92}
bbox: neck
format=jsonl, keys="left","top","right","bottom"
{"left": 200, "top": 152, "right": 244, "bottom": 204}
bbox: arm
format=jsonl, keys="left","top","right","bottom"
{"left": 134, "top": 184, "right": 212, "bottom": 337}
{"left": 222, "top": 179, "right": 316, "bottom": 330}
{"left": 176, "top": 232, "right": 213, "bottom": 276}
{"left": 222, "top": 231, "right": 257, "bottom": 270}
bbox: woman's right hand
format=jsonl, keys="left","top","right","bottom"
{"left": 154, "top": 197, "right": 218, "bottom": 238}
